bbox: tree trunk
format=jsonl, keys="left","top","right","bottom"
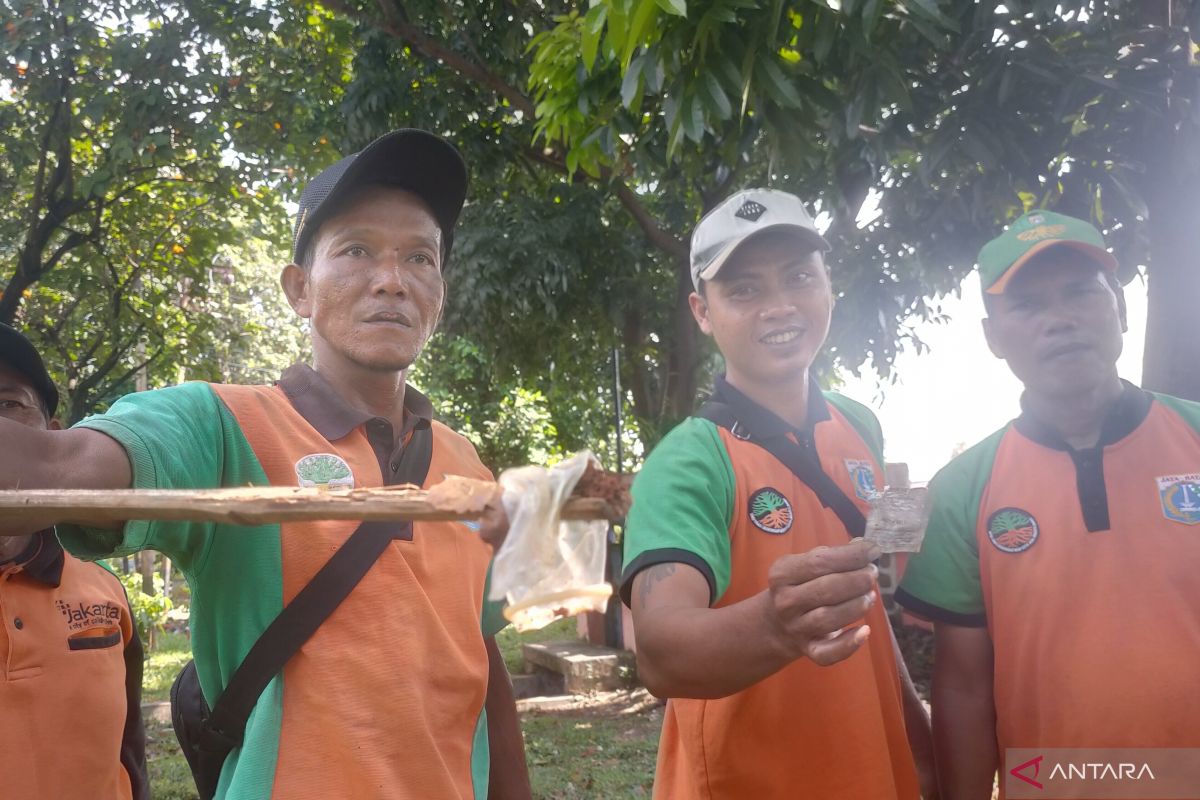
{"left": 139, "top": 550, "right": 155, "bottom": 595}
{"left": 665, "top": 257, "right": 700, "bottom": 421}
{"left": 1138, "top": 1, "right": 1200, "bottom": 402}
{"left": 162, "top": 556, "right": 173, "bottom": 601}
{"left": 1142, "top": 176, "right": 1200, "bottom": 402}
{"left": 139, "top": 549, "right": 156, "bottom": 648}
{"left": 0, "top": 269, "right": 33, "bottom": 324}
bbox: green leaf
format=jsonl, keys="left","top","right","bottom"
{"left": 623, "top": 0, "right": 659, "bottom": 69}
{"left": 581, "top": 5, "right": 607, "bottom": 72}
{"left": 812, "top": 11, "right": 836, "bottom": 63}
{"left": 702, "top": 72, "right": 732, "bottom": 119}
{"left": 655, "top": 0, "right": 687, "bottom": 17}
{"left": 621, "top": 54, "right": 645, "bottom": 109}
{"left": 682, "top": 92, "right": 705, "bottom": 142}
{"left": 861, "top": 0, "right": 884, "bottom": 36}
{"left": 757, "top": 56, "right": 803, "bottom": 108}
{"left": 643, "top": 51, "right": 666, "bottom": 92}
{"left": 845, "top": 91, "right": 866, "bottom": 137}
{"left": 663, "top": 89, "right": 681, "bottom": 133}
{"left": 905, "top": 0, "right": 959, "bottom": 33}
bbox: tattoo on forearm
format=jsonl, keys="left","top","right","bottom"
{"left": 638, "top": 563, "right": 678, "bottom": 608}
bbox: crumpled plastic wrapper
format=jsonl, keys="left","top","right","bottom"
{"left": 489, "top": 451, "right": 612, "bottom": 631}
{"left": 864, "top": 487, "right": 932, "bottom": 553}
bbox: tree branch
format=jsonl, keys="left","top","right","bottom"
{"left": 613, "top": 179, "right": 689, "bottom": 260}
{"left": 318, "top": 0, "right": 536, "bottom": 116}
{"left": 323, "top": 0, "right": 691, "bottom": 261}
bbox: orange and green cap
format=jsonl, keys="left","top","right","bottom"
{"left": 978, "top": 210, "right": 1118, "bottom": 295}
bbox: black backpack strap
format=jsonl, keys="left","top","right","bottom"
{"left": 697, "top": 401, "right": 867, "bottom": 537}
{"left": 201, "top": 424, "right": 434, "bottom": 751}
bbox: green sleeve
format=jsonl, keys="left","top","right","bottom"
{"left": 1152, "top": 391, "right": 1200, "bottom": 435}
{"left": 824, "top": 391, "right": 885, "bottom": 468}
{"left": 57, "top": 382, "right": 246, "bottom": 571}
{"left": 481, "top": 562, "right": 508, "bottom": 638}
{"left": 619, "top": 417, "right": 735, "bottom": 607}
{"left": 895, "top": 427, "right": 1009, "bottom": 627}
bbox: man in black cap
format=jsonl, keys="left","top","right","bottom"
{"left": 0, "top": 323, "right": 148, "bottom": 799}
{"left": 0, "top": 131, "right": 530, "bottom": 799}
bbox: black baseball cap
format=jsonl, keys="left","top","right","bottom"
{"left": 0, "top": 323, "right": 58, "bottom": 417}
{"left": 291, "top": 129, "right": 469, "bottom": 263}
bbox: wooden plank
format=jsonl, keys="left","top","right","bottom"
{"left": 0, "top": 487, "right": 618, "bottom": 527}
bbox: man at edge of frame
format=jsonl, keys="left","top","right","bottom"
{"left": 896, "top": 210, "right": 1200, "bottom": 799}
{"left": 620, "top": 187, "right": 937, "bottom": 800}
{"left": 0, "top": 130, "right": 531, "bottom": 800}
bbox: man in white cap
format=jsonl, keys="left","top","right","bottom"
{"left": 620, "top": 189, "right": 934, "bottom": 799}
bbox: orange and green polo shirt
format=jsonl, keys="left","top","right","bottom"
{"left": 59, "top": 364, "right": 507, "bottom": 800}
{"left": 620, "top": 376, "right": 920, "bottom": 800}
{"left": 898, "top": 382, "right": 1200, "bottom": 757}
{"left": 1, "top": 530, "right": 147, "bottom": 800}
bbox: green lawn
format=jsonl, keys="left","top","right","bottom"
{"left": 143, "top": 630, "right": 192, "bottom": 704}
{"left": 142, "top": 621, "right": 657, "bottom": 799}
{"left": 524, "top": 709, "right": 659, "bottom": 798}
{"left": 146, "top": 718, "right": 202, "bottom": 800}
{"left": 142, "top": 620, "right": 934, "bottom": 799}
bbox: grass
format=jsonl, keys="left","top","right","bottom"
{"left": 143, "top": 630, "right": 192, "bottom": 703}
{"left": 146, "top": 718, "right": 201, "bottom": 800}
{"left": 496, "top": 617, "right": 579, "bottom": 673}
{"left": 524, "top": 708, "right": 660, "bottom": 799}
{"left": 142, "top": 618, "right": 936, "bottom": 799}
{"left": 143, "top": 620, "right": 645, "bottom": 799}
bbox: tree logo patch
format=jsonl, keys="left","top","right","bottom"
{"left": 295, "top": 453, "right": 355, "bottom": 490}
{"left": 986, "top": 507, "right": 1039, "bottom": 553}
{"left": 749, "top": 487, "right": 793, "bottom": 534}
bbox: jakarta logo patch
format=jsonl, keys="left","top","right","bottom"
{"left": 844, "top": 459, "right": 880, "bottom": 501}
{"left": 986, "top": 507, "right": 1039, "bottom": 553}
{"left": 295, "top": 453, "right": 355, "bottom": 490}
{"left": 749, "top": 487, "right": 793, "bottom": 535}
{"left": 1157, "top": 473, "right": 1200, "bottom": 525}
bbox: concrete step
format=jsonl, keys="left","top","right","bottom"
{"left": 522, "top": 640, "right": 636, "bottom": 694}
{"left": 142, "top": 700, "right": 172, "bottom": 725}
{"left": 510, "top": 670, "right": 564, "bottom": 699}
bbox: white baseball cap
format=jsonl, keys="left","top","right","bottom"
{"left": 690, "top": 188, "right": 830, "bottom": 291}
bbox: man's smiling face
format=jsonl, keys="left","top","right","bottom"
{"left": 690, "top": 228, "right": 833, "bottom": 390}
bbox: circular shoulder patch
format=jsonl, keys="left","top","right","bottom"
{"left": 986, "top": 507, "right": 1039, "bottom": 553}
{"left": 295, "top": 452, "right": 355, "bottom": 490}
{"left": 749, "top": 487, "right": 793, "bottom": 535}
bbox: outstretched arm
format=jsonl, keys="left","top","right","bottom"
{"left": 0, "top": 419, "right": 131, "bottom": 533}
{"left": 630, "top": 540, "right": 881, "bottom": 700}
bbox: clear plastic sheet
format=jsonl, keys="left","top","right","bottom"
{"left": 489, "top": 452, "right": 612, "bottom": 631}
{"left": 864, "top": 487, "right": 932, "bottom": 553}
